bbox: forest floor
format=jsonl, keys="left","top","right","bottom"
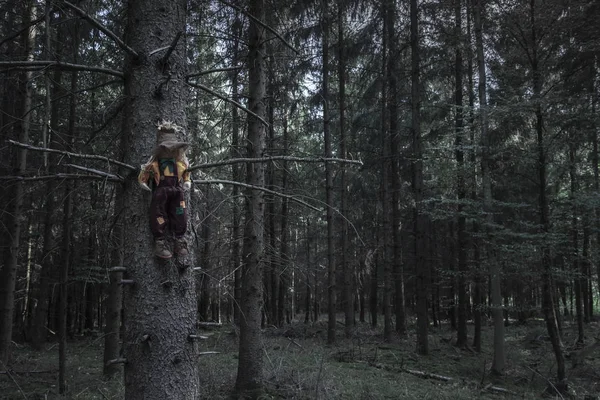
{"left": 0, "top": 317, "right": 599, "bottom": 399}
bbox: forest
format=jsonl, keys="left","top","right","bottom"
{"left": 0, "top": 0, "right": 599, "bottom": 399}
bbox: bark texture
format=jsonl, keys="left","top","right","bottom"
{"left": 121, "top": 1, "right": 199, "bottom": 399}
{"left": 235, "top": 0, "right": 267, "bottom": 395}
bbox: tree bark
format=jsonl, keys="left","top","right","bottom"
{"left": 322, "top": 0, "right": 337, "bottom": 346}
{"left": 530, "top": 0, "right": 565, "bottom": 382}
{"left": 454, "top": 0, "right": 468, "bottom": 349}
{"left": 569, "top": 134, "right": 584, "bottom": 344}
{"left": 234, "top": 0, "right": 267, "bottom": 395}
{"left": 386, "top": 0, "right": 406, "bottom": 337}
{"left": 278, "top": 115, "right": 289, "bottom": 327}
{"left": 381, "top": 0, "right": 393, "bottom": 342}
{"left": 411, "top": 0, "right": 428, "bottom": 356}
{"left": 473, "top": 0, "right": 504, "bottom": 372}
{"left": 338, "top": 0, "right": 353, "bottom": 339}
{"left": 120, "top": 1, "right": 199, "bottom": 398}
{"left": 0, "top": 0, "right": 33, "bottom": 365}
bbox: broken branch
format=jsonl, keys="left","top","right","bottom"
{"left": 64, "top": 164, "right": 123, "bottom": 181}
{"left": 194, "top": 179, "right": 319, "bottom": 212}
{"left": 0, "top": 174, "right": 123, "bottom": 182}
{"left": 0, "top": 60, "right": 124, "bottom": 78}
{"left": 159, "top": 31, "right": 182, "bottom": 65}
{"left": 186, "top": 81, "right": 269, "bottom": 127}
{"left": 7, "top": 140, "right": 136, "bottom": 170}
{"left": 187, "top": 155, "right": 363, "bottom": 172}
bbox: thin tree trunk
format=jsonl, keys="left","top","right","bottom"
{"left": 569, "top": 135, "right": 584, "bottom": 344}
{"left": 60, "top": 38, "right": 80, "bottom": 390}
{"left": 231, "top": 16, "right": 243, "bottom": 325}
{"left": 235, "top": 0, "right": 267, "bottom": 394}
{"left": 0, "top": 0, "right": 33, "bottom": 364}
{"left": 278, "top": 115, "right": 289, "bottom": 327}
{"left": 411, "top": 0, "right": 428, "bottom": 356}
{"left": 454, "top": 0, "right": 468, "bottom": 349}
{"left": 473, "top": 0, "right": 504, "bottom": 372}
{"left": 381, "top": 0, "right": 392, "bottom": 342}
{"left": 322, "top": 0, "right": 336, "bottom": 346}
{"left": 530, "top": 0, "right": 566, "bottom": 382}
{"left": 386, "top": 0, "right": 406, "bottom": 337}
{"left": 338, "top": 0, "right": 352, "bottom": 339}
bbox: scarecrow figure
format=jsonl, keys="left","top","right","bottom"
{"left": 138, "top": 121, "right": 192, "bottom": 259}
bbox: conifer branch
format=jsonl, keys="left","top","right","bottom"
{"left": 195, "top": 179, "right": 319, "bottom": 211}
{"left": 7, "top": 140, "right": 135, "bottom": 170}
{"left": 187, "top": 156, "right": 363, "bottom": 172}
{"left": 64, "top": 164, "right": 123, "bottom": 181}
{"left": 0, "top": 174, "right": 122, "bottom": 182}
{"left": 0, "top": 61, "right": 124, "bottom": 78}
{"left": 186, "top": 81, "right": 269, "bottom": 127}
{"left": 64, "top": 1, "right": 139, "bottom": 59}
{"left": 217, "top": 0, "right": 300, "bottom": 55}
{"left": 159, "top": 31, "right": 182, "bottom": 65}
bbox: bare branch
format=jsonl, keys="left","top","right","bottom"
{"left": 0, "top": 15, "right": 44, "bottom": 48}
{"left": 187, "top": 66, "right": 243, "bottom": 79}
{"left": 64, "top": 164, "right": 124, "bottom": 181}
{"left": 217, "top": 0, "right": 299, "bottom": 55}
{"left": 159, "top": 31, "right": 182, "bottom": 65}
{"left": 7, "top": 140, "right": 136, "bottom": 171}
{"left": 187, "top": 155, "right": 363, "bottom": 172}
{"left": 64, "top": 1, "right": 139, "bottom": 59}
{"left": 186, "top": 81, "right": 269, "bottom": 127}
{"left": 0, "top": 174, "right": 122, "bottom": 182}
{"left": 195, "top": 179, "right": 319, "bottom": 211}
{"left": 0, "top": 61, "right": 124, "bottom": 78}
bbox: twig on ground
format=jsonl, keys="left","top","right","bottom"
{"left": 526, "top": 366, "right": 565, "bottom": 400}
{"left": 0, "top": 359, "right": 27, "bottom": 399}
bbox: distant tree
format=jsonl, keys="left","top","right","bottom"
{"left": 0, "top": 0, "right": 33, "bottom": 365}
{"left": 411, "top": 0, "right": 428, "bottom": 356}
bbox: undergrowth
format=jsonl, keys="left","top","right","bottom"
{"left": 1, "top": 318, "right": 599, "bottom": 399}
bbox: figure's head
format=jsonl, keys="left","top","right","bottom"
{"left": 153, "top": 120, "right": 190, "bottom": 159}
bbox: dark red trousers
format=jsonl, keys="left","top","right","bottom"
{"left": 150, "top": 179, "right": 187, "bottom": 239}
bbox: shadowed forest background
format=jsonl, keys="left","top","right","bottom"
{"left": 0, "top": 0, "right": 599, "bottom": 399}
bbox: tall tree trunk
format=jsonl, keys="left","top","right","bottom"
{"left": 120, "top": 1, "right": 199, "bottom": 398}
{"left": 381, "top": 0, "right": 393, "bottom": 342}
{"left": 454, "top": 0, "right": 468, "bottom": 349}
{"left": 338, "top": 0, "right": 352, "bottom": 339}
{"left": 569, "top": 135, "right": 584, "bottom": 344}
{"left": 0, "top": 0, "right": 33, "bottom": 364}
{"left": 530, "top": 0, "right": 566, "bottom": 384}
{"left": 322, "top": 0, "right": 336, "bottom": 346}
{"left": 411, "top": 0, "right": 428, "bottom": 356}
{"left": 231, "top": 15, "right": 243, "bottom": 325}
{"left": 473, "top": 0, "right": 504, "bottom": 372}
{"left": 278, "top": 115, "right": 289, "bottom": 327}
{"left": 199, "top": 195, "right": 212, "bottom": 322}
{"left": 234, "top": 0, "right": 267, "bottom": 394}
{"left": 59, "top": 32, "right": 80, "bottom": 391}
{"left": 465, "top": 0, "right": 481, "bottom": 352}
{"left": 386, "top": 0, "right": 406, "bottom": 337}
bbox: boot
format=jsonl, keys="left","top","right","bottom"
{"left": 174, "top": 237, "right": 189, "bottom": 257}
{"left": 154, "top": 238, "right": 172, "bottom": 259}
